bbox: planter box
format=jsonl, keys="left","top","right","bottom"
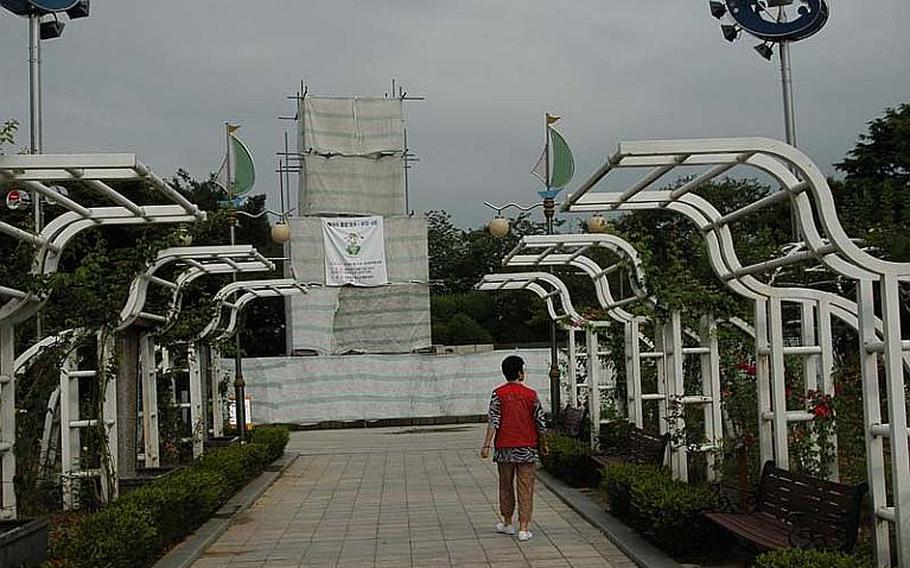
{"left": 0, "top": 518, "right": 48, "bottom": 568}
{"left": 119, "top": 466, "right": 185, "bottom": 495}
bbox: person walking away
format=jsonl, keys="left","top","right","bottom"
{"left": 480, "top": 355, "right": 548, "bottom": 542}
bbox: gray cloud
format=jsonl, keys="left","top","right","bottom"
{"left": 1, "top": 0, "right": 908, "bottom": 228}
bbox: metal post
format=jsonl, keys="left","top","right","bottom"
{"left": 28, "top": 15, "right": 44, "bottom": 338}
{"left": 779, "top": 40, "right": 802, "bottom": 239}
{"left": 544, "top": 197, "right": 560, "bottom": 415}
{"left": 28, "top": 15, "right": 39, "bottom": 155}
{"left": 226, "top": 123, "right": 247, "bottom": 442}
{"left": 779, "top": 41, "right": 797, "bottom": 147}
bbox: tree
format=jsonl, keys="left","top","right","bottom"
{"left": 834, "top": 103, "right": 910, "bottom": 261}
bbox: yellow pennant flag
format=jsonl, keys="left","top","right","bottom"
{"left": 546, "top": 113, "right": 560, "bottom": 125}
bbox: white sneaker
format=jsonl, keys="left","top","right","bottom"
{"left": 517, "top": 530, "right": 533, "bottom": 542}
{"left": 495, "top": 522, "right": 516, "bottom": 535}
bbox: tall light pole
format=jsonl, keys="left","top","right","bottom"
{"left": 2, "top": 0, "right": 91, "bottom": 337}
{"left": 709, "top": 0, "right": 829, "bottom": 235}
{"left": 483, "top": 113, "right": 577, "bottom": 416}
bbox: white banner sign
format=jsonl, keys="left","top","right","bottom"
{"left": 322, "top": 216, "right": 389, "bottom": 286}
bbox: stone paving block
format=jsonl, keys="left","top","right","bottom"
{"left": 189, "top": 425, "right": 635, "bottom": 568}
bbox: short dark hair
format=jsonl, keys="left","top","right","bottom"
{"left": 501, "top": 355, "right": 525, "bottom": 381}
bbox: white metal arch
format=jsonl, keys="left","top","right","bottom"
{"left": 118, "top": 245, "right": 274, "bottom": 330}
{"left": 502, "top": 234, "right": 731, "bottom": 481}
{"left": 563, "top": 137, "right": 910, "bottom": 566}
{"left": 0, "top": 153, "right": 205, "bottom": 519}
{"left": 198, "top": 279, "right": 308, "bottom": 341}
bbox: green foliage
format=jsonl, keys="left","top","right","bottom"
{"left": 194, "top": 442, "right": 270, "bottom": 492}
{"left": 754, "top": 548, "right": 873, "bottom": 568}
{"left": 250, "top": 425, "right": 291, "bottom": 462}
{"left": 540, "top": 432, "right": 596, "bottom": 487}
{"left": 600, "top": 463, "right": 720, "bottom": 556}
{"left": 426, "top": 210, "right": 558, "bottom": 344}
{"left": 835, "top": 104, "right": 910, "bottom": 262}
{"left": 53, "top": 441, "right": 281, "bottom": 567}
{"left": 64, "top": 501, "right": 160, "bottom": 568}
{"left": 120, "top": 469, "right": 226, "bottom": 546}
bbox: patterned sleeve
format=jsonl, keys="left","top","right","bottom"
{"left": 534, "top": 396, "right": 547, "bottom": 433}
{"left": 488, "top": 392, "right": 501, "bottom": 429}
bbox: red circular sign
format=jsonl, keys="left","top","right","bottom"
{"left": 5, "top": 190, "right": 26, "bottom": 210}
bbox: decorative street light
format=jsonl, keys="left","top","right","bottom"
{"left": 708, "top": 0, "right": 829, "bottom": 148}
{"left": 481, "top": 113, "right": 577, "bottom": 415}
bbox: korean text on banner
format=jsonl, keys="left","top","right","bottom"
{"left": 322, "top": 216, "right": 389, "bottom": 287}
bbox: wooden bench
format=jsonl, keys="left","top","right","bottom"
{"left": 591, "top": 423, "right": 668, "bottom": 468}
{"left": 705, "top": 461, "right": 868, "bottom": 552}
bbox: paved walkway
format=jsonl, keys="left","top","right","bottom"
{"left": 191, "top": 424, "right": 635, "bottom": 568}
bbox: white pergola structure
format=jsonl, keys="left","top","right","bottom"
{"left": 0, "top": 153, "right": 205, "bottom": 518}
{"left": 196, "top": 278, "right": 307, "bottom": 429}
{"left": 476, "top": 272, "right": 611, "bottom": 450}
{"left": 117, "top": 245, "right": 274, "bottom": 463}
{"left": 563, "top": 137, "right": 910, "bottom": 566}
{"left": 502, "top": 234, "right": 732, "bottom": 481}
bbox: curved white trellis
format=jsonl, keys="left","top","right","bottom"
{"left": 503, "top": 234, "right": 738, "bottom": 481}
{"left": 563, "top": 137, "right": 910, "bottom": 566}
{"left": 115, "top": 245, "right": 274, "bottom": 464}
{"left": 198, "top": 278, "right": 308, "bottom": 342}
{"left": 118, "top": 245, "right": 274, "bottom": 330}
{"left": 0, "top": 153, "right": 205, "bottom": 519}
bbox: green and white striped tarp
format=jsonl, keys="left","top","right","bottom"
{"left": 224, "top": 349, "right": 550, "bottom": 424}
{"left": 300, "top": 154, "right": 405, "bottom": 216}
{"left": 300, "top": 96, "right": 404, "bottom": 156}
{"left": 288, "top": 216, "right": 430, "bottom": 354}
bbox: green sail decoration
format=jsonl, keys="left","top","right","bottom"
{"left": 230, "top": 135, "right": 256, "bottom": 196}
{"left": 548, "top": 127, "right": 575, "bottom": 189}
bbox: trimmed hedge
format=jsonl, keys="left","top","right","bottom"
{"left": 600, "top": 463, "right": 720, "bottom": 556}
{"left": 54, "top": 425, "right": 290, "bottom": 568}
{"left": 251, "top": 424, "right": 290, "bottom": 462}
{"left": 540, "top": 432, "right": 598, "bottom": 487}
{"left": 754, "top": 548, "right": 873, "bottom": 568}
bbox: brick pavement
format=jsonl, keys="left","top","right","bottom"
{"left": 190, "top": 424, "right": 635, "bottom": 568}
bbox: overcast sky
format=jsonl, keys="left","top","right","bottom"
{"left": 1, "top": 1, "right": 908, "bottom": 228}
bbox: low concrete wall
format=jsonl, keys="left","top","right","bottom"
{"left": 225, "top": 348, "right": 550, "bottom": 425}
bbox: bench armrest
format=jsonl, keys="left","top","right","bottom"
{"left": 709, "top": 484, "right": 758, "bottom": 513}
{"left": 787, "top": 511, "right": 850, "bottom": 552}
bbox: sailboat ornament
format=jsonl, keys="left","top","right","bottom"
{"left": 530, "top": 114, "right": 575, "bottom": 200}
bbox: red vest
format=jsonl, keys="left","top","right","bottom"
{"left": 493, "top": 382, "right": 540, "bottom": 449}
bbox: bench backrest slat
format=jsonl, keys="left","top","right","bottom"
{"left": 625, "top": 427, "right": 667, "bottom": 466}
{"left": 756, "top": 461, "right": 867, "bottom": 550}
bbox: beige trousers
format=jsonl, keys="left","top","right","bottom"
{"left": 497, "top": 462, "right": 536, "bottom": 525}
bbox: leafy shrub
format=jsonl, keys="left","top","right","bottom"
{"left": 250, "top": 425, "right": 290, "bottom": 461}
{"left": 124, "top": 469, "right": 227, "bottom": 545}
{"left": 54, "top": 441, "right": 282, "bottom": 567}
{"left": 601, "top": 463, "right": 666, "bottom": 520}
{"left": 541, "top": 432, "right": 598, "bottom": 487}
{"left": 600, "top": 463, "right": 720, "bottom": 556}
{"left": 64, "top": 501, "right": 159, "bottom": 568}
{"left": 630, "top": 473, "right": 720, "bottom": 555}
{"left": 195, "top": 442, "right": 270, "bottom": 491}
{"left": 754, "top": 548, "right": 873, "bottom": 568}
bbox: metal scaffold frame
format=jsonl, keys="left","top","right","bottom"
{"left": 562, "top": 137, "right": 910, "bottom": 566}
{"left": 0, "top": 153, "right": 205, "bottom": 518}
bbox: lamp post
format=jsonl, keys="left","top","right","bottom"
{"left": 484, "top": 200, "right": 607, "bottom": 416}
{"left": 2, "top": 0, "right": 91, "bottom": 338}
{"left": 228, "top": 204, "right": 294, "bottom": 441}
{"left": 708, "top": 0, "right": 829, "bottom": 237}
